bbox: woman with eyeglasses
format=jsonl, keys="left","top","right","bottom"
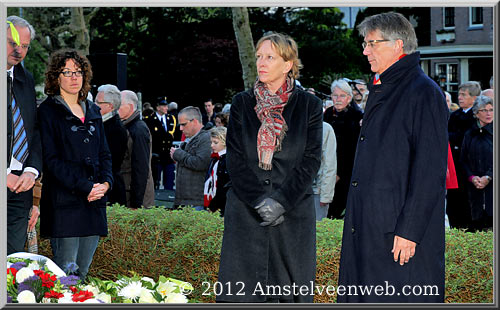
{"left": 38, "top": 49, "right": 113, "bottom": 282}
{"left": 323, "top": 79, "right": 363, "bottom": 220}
{"left": 460, "top": 95, "right": 493, "bottom": 232}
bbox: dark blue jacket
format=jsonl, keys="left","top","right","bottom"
{"left": 338, "top": 52, "right": 448, "bottom": 302}
{"left": 38, "top": 96, "right": 113, "bottom": 238}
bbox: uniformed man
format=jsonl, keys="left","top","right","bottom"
{"left": 144, "top": 97, "right": 177, "bottom": 190}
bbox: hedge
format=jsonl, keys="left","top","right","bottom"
{"left": 37, "top": 205, "right": 493, "bottom": 303}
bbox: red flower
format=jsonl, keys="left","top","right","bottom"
{"left": 72, "top": 290, "right": 94, "bottom": 302}
{"left": 34, "top": 271, "right": 57, "bottom": 288}
{"left": 69, "top": 286, "right": 78, "bottom": 293}
{"left": 7, "top": 268, "right": 17, "bottom": 284}
{"left": 44, "top": 290, "right": 64, "bottom": 299}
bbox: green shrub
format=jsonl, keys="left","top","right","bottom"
{"left": 38, "top": 206, "right": 493, "bottom": 303}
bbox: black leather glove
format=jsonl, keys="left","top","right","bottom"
{"left": 254, "top": 198, "right": 285, "bottom": 227}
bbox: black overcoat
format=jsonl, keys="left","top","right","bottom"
{"left": 460, "top": 122, "right": 493, "bottom": 220}
{"left": 337, "top": 52, "right": 448, "bottom": 302}
{"left": 217, "top": 86, "right": 323, "bottom": 302}
{"left": 38, "top": 96, "right": 113, "bottom": 238}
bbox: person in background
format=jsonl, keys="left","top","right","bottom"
{"left": 119, "top": 90, "right": 155, "bottom": 209}
{"left": 338, "top": 12, "right": 448, "bottom": 303}
{"left": 203, "top": 126, "right": 229, "bottom": 216}
{"left": 481, "top": 88, "right": 493, "bottom": 100}
{"left": 461, "top": 95, "right": 493, "bottom": 232}
{"left": 447, "top": 81, "right": 481, "bottom": 230}
{"left": 144, "top": 97, "right": 176, "bottom": 190}
{"left": 214, "top": 112, "right": 229, "bottom": 127}
{"left": 312, "top": 122, "right": 337, "bottom": 221}
{"left": 351, "top": 79, "right": 368, "bottom": 108}
{"left": 202, "top": 98, "right": 216, "bottom": 125}
{"left": 6, "top": 16, "right": 43, "bottom": 255}
{"left": 96, "top": 84, "right": 128, "bottom": 206}
{"left": 27, "top": 178, "right": 42, "bottom": 253}
{"left": 38, "top": 49, "right": 113, "bottom": 282}
{"left": 323, "top": 79, "right": 363, "bottom": 220}
{"left": 141, "top": 101, "right": 154, "bottom": 119}
{"left": 217, "top": 32, "right": 322, "bottom": 303}
{"left": 170, "top": 106, "right": 212, "bottom": 210}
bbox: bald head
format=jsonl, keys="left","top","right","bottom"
{"left": 481, "top": 89, "right": 494, "bottom": 100}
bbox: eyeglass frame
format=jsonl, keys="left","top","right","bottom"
{"left": 7, "top": 39, "right": 30, "bottom": 51}
{"left": 179, "top": 119, "right": 194, "bottom": 127}
{"left": 362, "top": 39, "right": 392, "bottom": 49}
{"left": 477, "top": 108, "right": 494, "bottom": 113}
{"left": 60, "top": 70, "right": 84, "bottom": 78}
{"left": 331, "top": 94, "right": 349, "bottom": 99}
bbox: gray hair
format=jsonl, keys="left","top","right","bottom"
{"left": 120, "top": 90, "right": 139, "bottom": 111}
{"left": 98, "top": 84, "right": 121, "bottom": 111}
{"left": 444, "top": 91, "right": 452, "bottom": 101}
{"left": 357, "top": 12, "right": 418, "bottom": 54}
{"left": 331, "top": 79, "right": 353, "bottom": 97}
{"left": 179, "top": 106, "right": 202, "bottom": 123}
{"left": 168, "top": 102, "right": 178, "bottom": 110}
{"left": 7, "top": 16, "right": 36, "bottom": 41}
{"left": 222, "top": 103, "right": 231, "bottom": 114}
{"left": 472, "top": 95, "right": 493, "bottom": 116}
{"left": 459, "top": 81, "right": 481, "bottom": 97}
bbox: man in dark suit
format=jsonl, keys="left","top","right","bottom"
{"left": 144, "top": 97, "right": 176, "bottom": 190}
{"left": 96, "top": 84, "right": 128, "bottom": 206}
{"left": 447, "top": 81, "right": 481, "bottom": 230}
{"left": 6, "top": 16, "right": 42, "bottom": 254}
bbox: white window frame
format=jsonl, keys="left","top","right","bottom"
{"left": 469, "top": 7, "right": 483, "bottom": 28}
{"left": 436, "top": 63, "right": 458, "bottom": 93}
{"left": 443, "top": 7, "right": 455, "bottom": 30}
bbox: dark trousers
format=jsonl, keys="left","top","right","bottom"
{"left": 328, "top": 177, "right": 349, "bottom": 219}
{"left": 446, "top": 166, "right": 472, "bottom": 229}
{"left": 7, "top": 190, "right": 31, "bottom": 255}
{"left": 153, "top": 161, "right": 175, "bottom": 190}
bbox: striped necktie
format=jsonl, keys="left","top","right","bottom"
{"left": 9, "top": 72, "right": 29, "bottom": 164}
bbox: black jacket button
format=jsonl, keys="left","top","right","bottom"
{"left": 360, "top": 136, "right": 365, "bottom": 141}
{"left": 351, "top": 181, "right": 358, "bottom": 187}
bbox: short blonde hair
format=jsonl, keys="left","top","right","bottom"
{"left": 256, "top": 32, "right": 303, "bottom": 79}
{"left": 210, "top": 126, "right": 227, "bottom": 146}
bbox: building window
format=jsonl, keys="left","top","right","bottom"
{"left": 436, "top": 63, "right": 458, "bottom": 99}
{"left": 444, "top": 7, "right": 455, "bottom": 28}
{"left": 470, "top": 7, "right": 483, "bottom": 27}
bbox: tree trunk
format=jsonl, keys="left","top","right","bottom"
{"left": 70, "top": 7, "right": 90, "bottom": 55}
{"left": 231, "top": 7, "right": 256, "bottom": 90}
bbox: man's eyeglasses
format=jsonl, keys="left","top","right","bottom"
{"left": 179, "top": 119, "right": 194, "bottom": 127}
{"left": 7, "top": 39, "right": 30, "bottom": 51}
{"left": 362, "top": 39, "right": 391, "bottom": 49}
{"left": 477, "top": 108, "right": 494, "bottom": 113}
{"left": 61, "top": 71, "right": 83, "bottom": 77}
{"left": 332, "top": 94, "right": 348, "bottom": 99}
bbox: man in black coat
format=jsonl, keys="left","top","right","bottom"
{"left": 6, "top": 16, "right": 42, "bottom": 254}
{"left": 118, "top": 90, "right": 155, "bottom": 209}
{"left": 338, "top": 12, "right": 448, "bottom": 302}
{"left": 447, "top": 81, "right": 481, "bottom": 230}
{"left": 96, "top": 84, "right": 128, "bottom": 206}
{"left": 144, "top": 98, "right": 176, "bottom": 190}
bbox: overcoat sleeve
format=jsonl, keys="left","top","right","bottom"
{"left": 172, "top": 133, "right": 212, "bottom": 171}
{"left": 318, "top": 123, "right": 337, "bottom": 204}
{"left": 130, "top": 124, "right": 151, "bottom": 208}
{"left": 96, "top": 117, "right": 113, "bottom": 189}
{"left": 38, "top": 105, "right": 94, "bottom": 196}
{"left": 394, "top": 84, "right": 448, "bottom": 244}
{"left": 269, "top": 95, "right": 323, "bottom": 211}
{"left": 460, "top": 130, "right": 474, "bottom": 179}
{"left": 226, "top": 93, "right": 268, "bottom": 206}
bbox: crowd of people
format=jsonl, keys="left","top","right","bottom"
{"left": 7, "top": 11, "right": 493, "bottom": 303}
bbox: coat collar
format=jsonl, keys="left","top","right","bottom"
{"left": 47, "top": 95, "right": 102, "bottom": 122}
{"left": 367, "top": 52, "right": 421, "bottom": 90}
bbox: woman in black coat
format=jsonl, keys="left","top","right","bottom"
{"left": 323, "top": 79, "right": 363, "bottom": 219}
{"left": 38, "top": 50, "right": 112, "bottom": 282}
{"left": 216, "top": 32, "right": 322, "bottom": 303}
{"left": 460, "top": 95, "right": 493, "bottom": 231}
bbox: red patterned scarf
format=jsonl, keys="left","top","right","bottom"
{"left": 254, "top": 76, "right": 294, "bottom": 170}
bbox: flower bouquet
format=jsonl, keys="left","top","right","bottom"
{"left": 7, "top": 253, "right": 192, "bottom": 303}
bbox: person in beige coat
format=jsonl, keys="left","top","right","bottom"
{"left": 312, "top": 122, "right": 337, "bottom": 221}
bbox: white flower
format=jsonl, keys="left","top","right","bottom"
{"left": 82, "top": 298, "right": 100, "bottom": 303}
{"left": 57, "top": 292, "right": 74, "bottom": 303}
{"left": 138, "top": 288, "right": 157, "bottom": 303}
{"left": 27, "top": 261, "right": 41, "bottom": 271}
{"left": 118, "top": 281, "right": 143, "bottom": 301}
{"left": 141, "top": 276, "right": 156, "bottom": 286}
{"left": 96, "top": 292, "right": 111, "bottom": 303}
{"left": 156, "top": 281, "right": 177, "bottom": 297}
{"left": 17, "top": 290, "right": 36, "bottom": 303}
{"left": 165, "top": 293, "right": 188, "bottom": 303}
{"left": 15, "top": 267, "right": 35, "bottom": 283}
{"left": 82, "top": 284, "right": 100, "bottom": 296}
